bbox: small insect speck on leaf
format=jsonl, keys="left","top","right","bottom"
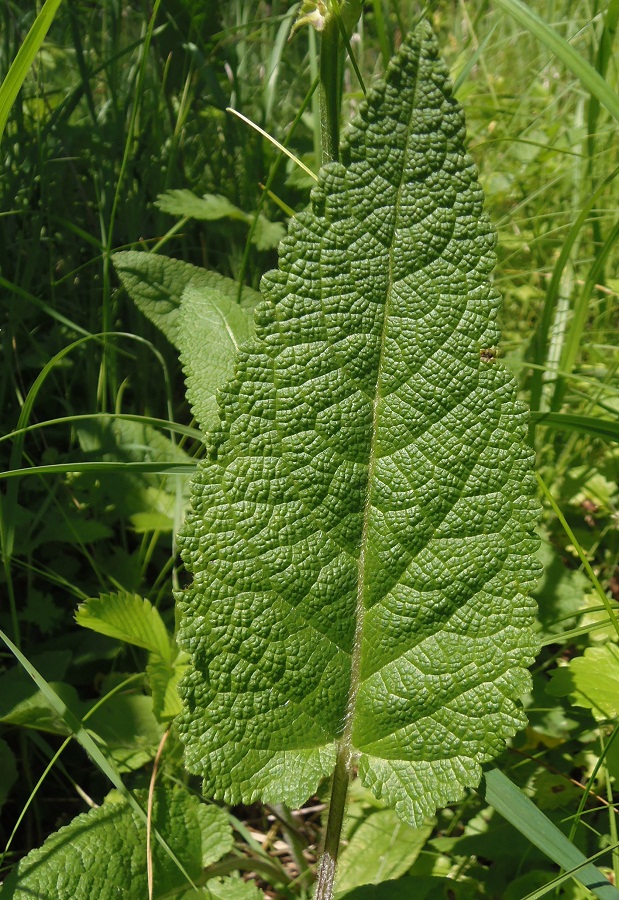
{"left": 480, "top": 348, "right": 496, "bottom": 363}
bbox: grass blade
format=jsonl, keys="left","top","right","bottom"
{"left": 530, "top": 411, "right": 619, "bottom": 443}
{"left": 550, "top": 219, "right": 619, "bottom": 412}
{"left": 0, "top": 0, "right": 65, "bottom": 143}
{"left": 481, "top": 768, "right": 619, "bottom": 899}
{"left": 0, "top": 413, "right": 204, "bottom": 447}
{"left": 527, "top": 166, "right": 619, "bottom": 430}
{"left": 493, "top": 0, "right": 619, "bottom": 123}
{"left": 537, "top": 472, "right": 619, "bottom": 640}
{"left": 0, "top": 461, "right": 197, "bottom": 481}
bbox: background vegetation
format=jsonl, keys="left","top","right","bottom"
{"left": 0, "top": 1, "right": 618, "bottom": 897}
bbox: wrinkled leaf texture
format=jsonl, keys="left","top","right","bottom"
{"left": 177, "top": 22, "right": 540, "bottom": 826}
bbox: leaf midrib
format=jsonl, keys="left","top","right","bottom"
{"left": 341, "top": 52, "right": 421, "bottom": 760}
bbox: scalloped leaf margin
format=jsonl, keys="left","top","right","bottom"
{"left": 176, "top": 21, "right": 541, "bottom": 826}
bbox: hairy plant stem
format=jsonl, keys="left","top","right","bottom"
{"left": 314, "top": 747, "right": 351, "bottom": 900}
{"left": 319, "top": 14, "right": 341, "bottom": 164}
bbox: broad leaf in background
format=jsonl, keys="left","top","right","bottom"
{"left": 75, "top": 418, "right": 193, "bottom": 533}
{"left": 0, "top": 650, "right": 165, "bottom": 771}
{"left": 76, "top": 593, "right": 187, "bottom": 723}
{"left": 155, "top": 189, "right": 286, "bottom": 251}
{"left": 76, "top": 593, "right": 172, "bottom": 660}
{"left": 113, "top": 251, "right": 260, "bottom": 348}
{"left": 177, "top": 23, "right": 540, "bottom": 826}
{"left": 0, "top": 787, "right": 233, "bottom": 899}
{"left": 178, "top": 284, "right": 254, "bottom": 435}
{"left": 85, "top": 687, "right": 164, "bottom": 773}
{"left": 532, "top": 534, "right": 588, "bottom": 638}
{"left": 336, "top": 877, "right": 478, "bottom": 899}
{"left": 547, "top": 644, "right": 619, "bottom": 720}
{"left": 147, "top": 652, "right": 187, "bottom": 722}
{"left": 0, "top": 650, "right": 78, "bottom": 734}
{"left": 334, "top": 809, "right": 433, "bottom": 894}
{"left": 199, "top": 878, "right": 265, "bottom": 899}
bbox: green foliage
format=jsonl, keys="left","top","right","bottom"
{"left": 176, "top": 23, "right": 540, "bottom": 829}
{"left": 548, "top": 645, "right": 619, "bottom": 721}
{"left": 334, "top": 809, "right": 432, "bottom": 894}
{"left": 0, "top": 787, "right": 233, "bottom": 899}
{"left": 2, "top": 1, "right": 619, "bottom": 898}
{"left": 114, "top": 252, "right": 258, "bottom": 434}
{"left": 113, "top": 252, "right": 259, "bottom": 355}
{"left": 76, "top": 592, "right": 187, "bottom": 722}
{"left": 0, "top": 0, "right": 64, "bottom": 143}
{"left": 156, "top": 190, "right": 286, "bottom": 252}
{"left": 76, "top": 593, "right": 173, "bottom": 660}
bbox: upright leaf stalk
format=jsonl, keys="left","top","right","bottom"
{"left": 319, "top": 12, "right": 341, "bottom": 164}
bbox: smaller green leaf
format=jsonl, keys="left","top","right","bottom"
{"left": 0, "top": 628, "right": 189, "bottom": 878}
{"left": 203, "top": 877, "right": 265, "bottom": 899}
{"left": 156, "top": 190, "right": 247, "bottom": 222}
{"left": 21, "top": 590, "right": 64, "bottom": 634}
{"left": 33, "top": 514, "right": 112, "bottom": 548}
{"left": 546, "top": 645, "right": 619, "bottom": 720}
{"left": 112, "top": 251, "right": 260, "bottom": 348}
{"left": 86, "top": 691, "right": 164, "bottom": 773}
{"left": 147, "top": 652, "right": 188, "bottom": 723}
{"left": 76, "top": 593, "right": 172, "bottom": 662}
{"left": 76, "top": 417, "right": 194, "bottom": 532}
{"left": 335, "top": 809, "right": 433, "bottom": 894}
{"left": 503, "top": 870, "right": 563, "bottom": 899}
{"left": 529, "top": 769, "right": 584, "bottom": 811}
{"left": 0, "top": 680, "right": 81, "bottom": 734}
{"left": 532, "top": 536, "right": 588, "bottom": 638}
{"left": 155, "top": 191, "right": 286, "bottom": 251}
{"left": 0, "top": 652, "right": 79, "bottom": 734}
{"left": 0, "top": 787, "right": 233, "bottom": 900}
{"left": 178, "top": 284, "right": 254, "bottom": 435}
{"left": 249, "top": 216, "right": 286, "bottom": 251}
{"left": 130, "top": 509, "right": 177, "bottom": 533}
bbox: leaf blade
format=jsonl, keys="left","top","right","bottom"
{"left": 0, "top": 788, "right": 233, "bottom": 900}
{"left": 76, "top": 593, "right": 172, "bottom": 662}
{"left": 178, "top": 284, "right": 254, "bottom": 436}
{"left": 177, "top": 22, "right": 540, "bottom": 824}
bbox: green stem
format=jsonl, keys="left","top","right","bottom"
{"left": 319, "top": 15, "right": 341, "bottom": 164}
{"left": 314, "top": 746, "right": 351, "bottom": 900}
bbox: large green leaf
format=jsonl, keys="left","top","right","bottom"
{"left": 177, "top": 23, "right": 540, "bottom": 826}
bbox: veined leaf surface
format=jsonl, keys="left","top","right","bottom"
{"left": 177, "top": 22, "right": 540, "bottom": 826}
